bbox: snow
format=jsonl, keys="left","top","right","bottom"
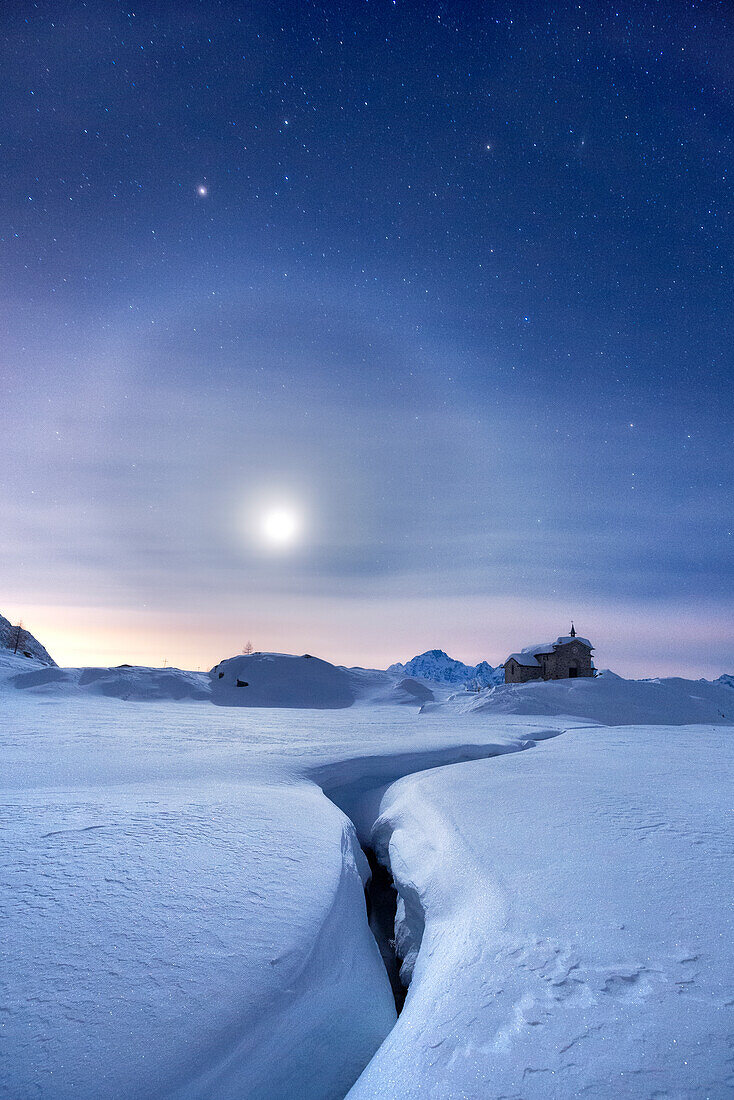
{"left": 212, "top": 652, "right": 493, "bottom": 708}
{"left": 392, "top": 677, "right": 435, "bottom": 704}
{"left": 449, "top": 668, "right": 734, "bottom": 725}
{"left": 506, "top": 649, "right": 541, "bottom": 666}
{"left": 505, "top": 636, "right": 594, "bottom": 666}
{"left": 552, "top": 634, "right": 593, "bottom": 648}
{"left": 211, "top": 652, "right": 357, "bottom": 708}
{"left": 2, "top": 777, "right": 396, "bottom": 1100}
{"left": 2, "top": 645, "right": 733, "bottom": 1098}
{"left": 3, "top": 652, "right": 422, "bottom": 709}
{"left": 347, "top": 722, "right": 734, "bottom": 1099}
{"left": 9, "top": 660, "right": 210, "bottom": 701}
{"left": 1, "top": 658, "right": 549, "bottom": 1100}
{"left": 0, "top": 678, "right": 406, "bottom": 1100}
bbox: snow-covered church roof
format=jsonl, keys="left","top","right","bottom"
{"left": 503, "top": 634, "right": 593, "bottom": 668}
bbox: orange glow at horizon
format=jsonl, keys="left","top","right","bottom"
{"left": 4, "top": 597, "right": 733, "bottom": 681}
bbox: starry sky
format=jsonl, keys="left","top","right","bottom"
{"left": 2, "top": 0, "right": 732, "bottom": 675}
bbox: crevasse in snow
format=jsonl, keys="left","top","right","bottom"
{"left": 2, "top": 645, "right": 733, "bottom": 1099}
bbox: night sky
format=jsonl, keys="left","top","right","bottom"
{"left": 2, "top": 0, "right": 732, "bottom": 675}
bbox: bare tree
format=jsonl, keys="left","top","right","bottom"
{"left": 242, "top": 640, "right": 254, "bottom": 655}
{"left": 12, "top": 620, "right": 24, "bottom": 654}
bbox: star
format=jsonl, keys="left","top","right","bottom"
{"left": 197, "top": 184, "right": 208, "bottom": 197}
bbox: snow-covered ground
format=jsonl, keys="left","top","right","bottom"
{"left": 1, "top": 649, "right": 733, "bottom": 1098}
{"left": 433, "top": 668, "right": 734, "bottom": 725}
{"left": 349, "top": 723, "right": 734, "bottom": 1098}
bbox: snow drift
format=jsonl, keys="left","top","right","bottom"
{"left": 440, "top": 669, "right": 734, "bottom": 725}
{"left": 348, "top": 723, "right": 734, "bottom": 1099}
{"left": 345, "top": 666, "right": 436, "bottom": 706}
{"left": 211, "top": 652, "right": 356, "bottom": 709}
{"left": 1, "top": 776, "right": 395, "bottom": 1100}
{"left": 9, "top": 661, "right": 210, "bottom": 702}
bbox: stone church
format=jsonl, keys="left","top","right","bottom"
{"left": 502, "top": 625, "right": 595, "bottom": 684}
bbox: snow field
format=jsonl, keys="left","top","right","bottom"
{"left": 347, "top": 723, "right": 734, "bottom": 1099}
{"left": 453, "top": 668, "right": 734, "bottom": 725}
{"left": 1, "top": 774, "right": 395, "bottom": 1099}
{"left": 2, "top": 650, "right": 733, "bottom": 1098}
{"left": 1, "top": 667, "right": 552, "bottom": 1100}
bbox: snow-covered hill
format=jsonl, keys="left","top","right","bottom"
{"left": 211, "top": 652, "right": 357, "bottom": 709}
{"left": 441, "top": 668, "right": 734, "bottom": 726}
{"left": 0, "top": 612, "right": 55, "bottom": 666}
{"left": 4, "top": 644, "right": 733, "bottom": 723}
{"left": 387, "top": 649, "right": 503, "bottom": 687}
{"left": 6, "top": 658, "right": 209, "bottom": 701}
{"left": 210, "top": 653, "right": 437, "bottom": 709}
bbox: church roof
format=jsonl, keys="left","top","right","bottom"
{"left": 503, "top": 635, "right": 593, "bottom": 667}
{"left": 505, "top": 650, "right": 541, "bottom": 667}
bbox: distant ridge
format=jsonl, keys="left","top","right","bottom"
{"left": 0, "top": 613, "right": 56, "bottom": 666}
{"left": 387, "top": 649, "right": 503, "bottom": 687}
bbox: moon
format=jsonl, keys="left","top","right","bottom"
{"left": 261, "top": 506, "right": 301, "bottom": 548}
{"left": 197, "top": 184, "right": 208, "bottom": 197}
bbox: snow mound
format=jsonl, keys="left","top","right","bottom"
{"left": 456, "top": 670, "right": 734, "bottom": 725}
{"left": 9, "top": 663, "right": 210, "bottom": 701}
{"left": 393, "top": 677, "right": 435, "bottom": 704}
{"left": 1, "top": 778, "right": 395, "bottom": 1100}
{"left": 0, "top": 612, "right": 56, "bottom": 666}
{"left": 211, "top": 653, "right": 356, "bottom": 709}
{"left": 387, "top": 649, "right": 502, "bottom": 687}
{"left": 77, "top": 665, "right": 210, "bottom": 701}
{"left": 345, "top": 667, "right": 435, "bottom": 707}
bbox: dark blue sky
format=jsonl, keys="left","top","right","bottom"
{"left": 2, "top": 0, "right": 732, "bottom": 673}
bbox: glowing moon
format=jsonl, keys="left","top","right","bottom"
{"left": 197, "top": 184, "right": 208, "bottom": 197}
{"left": 261, "top": 507, "right": 300, "bottom": 548}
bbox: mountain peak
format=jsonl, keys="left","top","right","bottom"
{"left": 387, "top": 650, "right": 502, "bottom": 686}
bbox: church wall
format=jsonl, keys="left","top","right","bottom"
{"left": 504, "top": 660, "right": 543, "bottom": 684}
{"left": 543, "top": 641, "right": 594, "bottom": 679}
